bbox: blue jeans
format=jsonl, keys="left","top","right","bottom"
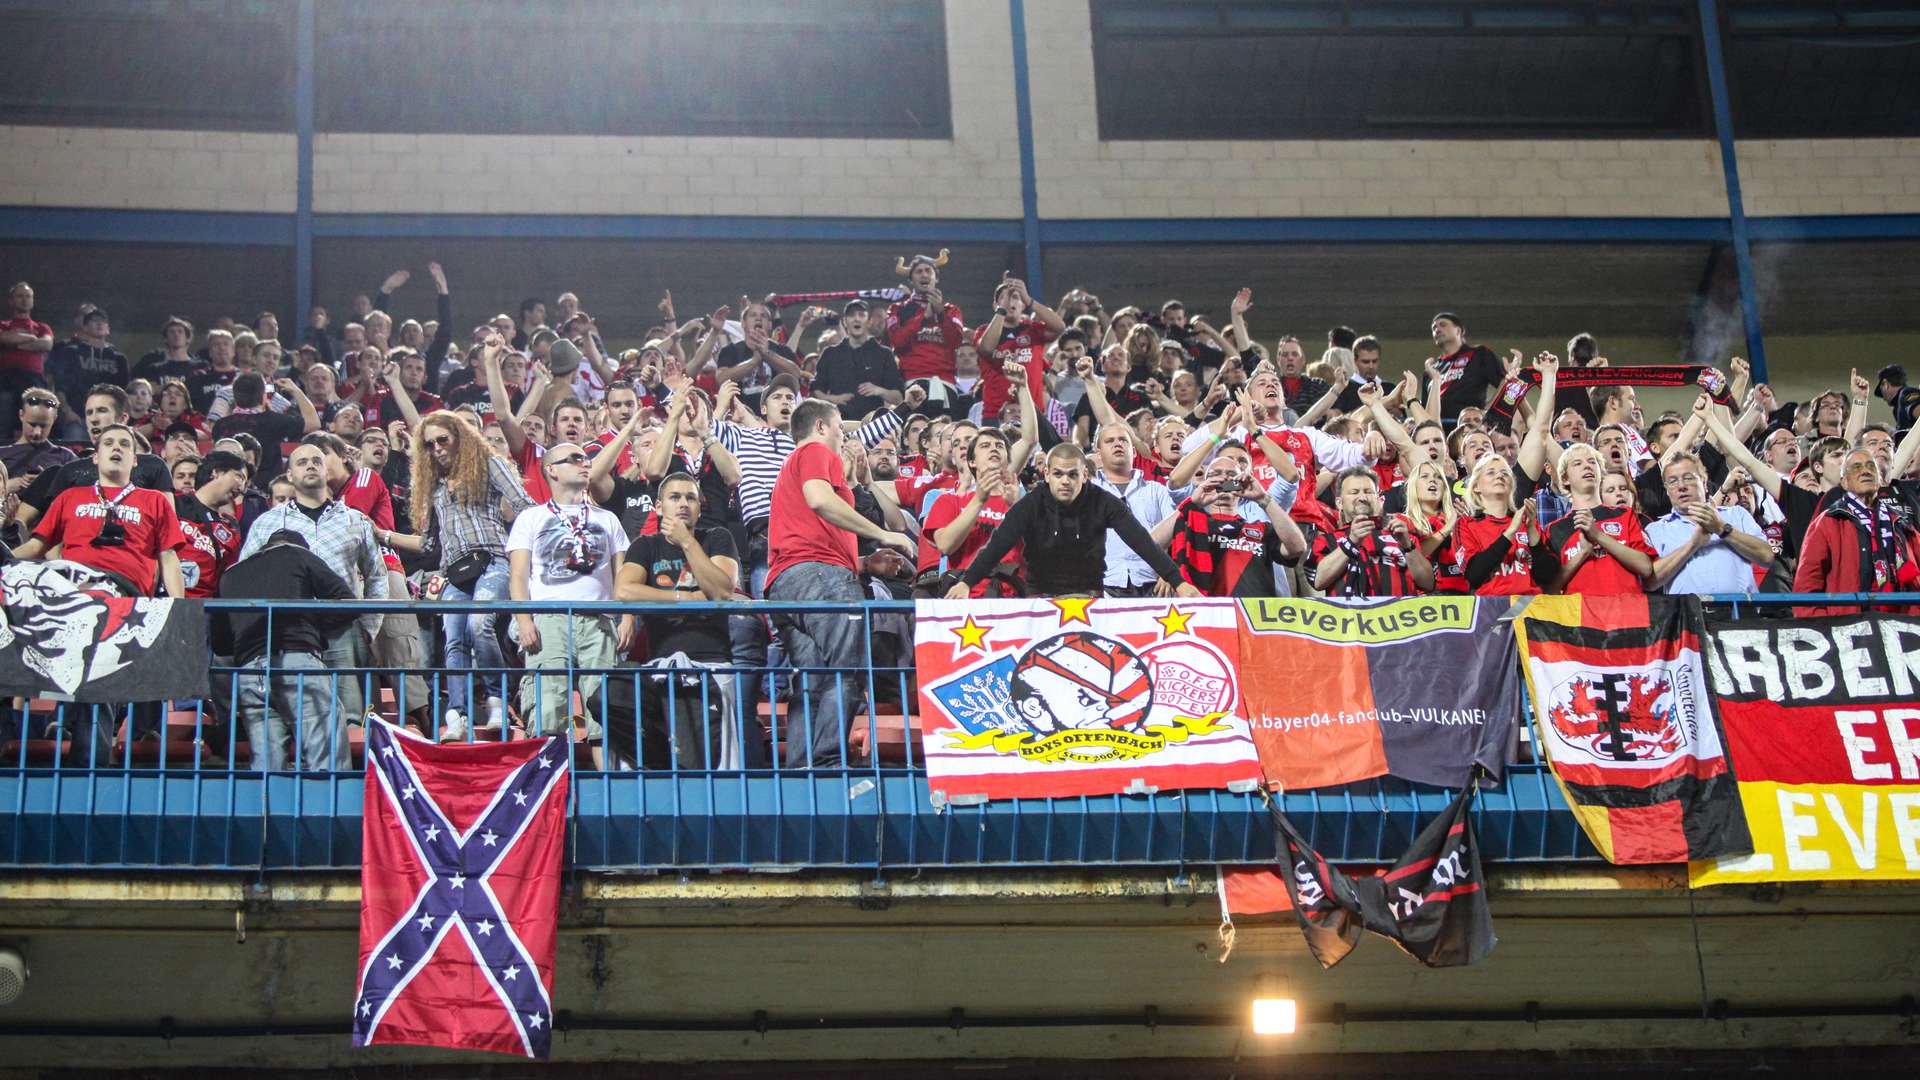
{"left": 728, "top": 553, "right": 786, "bottom": 768}
{"left": 440, "top": 557, "right": 510, "bottom": 718}
{"left": 234, "top": 652, "right": 338, "bottom": 771}
{"left": 766, "top": 562, "right": 866, "bottom": 769}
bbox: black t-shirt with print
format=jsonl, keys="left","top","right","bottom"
{"left": 623, "top": 527, "right": 739, "bottom": 662}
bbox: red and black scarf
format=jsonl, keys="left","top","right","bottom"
{"left": 1488, "top": 365, "right": 1732, "bottom": 427}
{"left": 1832, "top": 492, "right": 1920, "bottom": 593}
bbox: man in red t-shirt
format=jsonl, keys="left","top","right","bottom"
{"left": 764, "top": 399, "right": 915, "bottom": 769}
{"left": 971, "top": 275, "right": 1065, "bottom": 423}
{"left": 920, "top": 428, "right": 1023, "bottom": 596}
{"left": 15, "top": 423, "right": 188, "bottom": 597}
{"left": 0, "top": 281, "right": 56, "bottom": 443}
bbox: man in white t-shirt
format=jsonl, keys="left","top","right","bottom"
{"left": 507, "top": 440, "right": 633, "bottom": 736}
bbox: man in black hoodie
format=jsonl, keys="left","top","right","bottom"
{"left": 950, "top": 443, "right": 1203, "bottom": 599}
{"left": 47, "top": 308, "right": 128, "bottom": 441}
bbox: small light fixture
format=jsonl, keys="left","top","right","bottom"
{"left": 1250, "top": 997, "right": 1297, "bottom": 1035}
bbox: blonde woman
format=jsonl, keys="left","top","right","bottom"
{"left": 1395, "top": 457, "right": 1462, "bottom": 592}
{"left": 1452, "top": 453, "right": 1553, "bottom": 595}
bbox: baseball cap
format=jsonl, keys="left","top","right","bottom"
{"left": 1877, "top": 364, "right": 1906, "bottom": 388}
{"left": 842, "top": 298, "right": 870, "bottom": 315}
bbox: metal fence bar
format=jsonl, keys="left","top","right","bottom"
{"left": 5, "top": 593, "right": 1912, "bottom": 871}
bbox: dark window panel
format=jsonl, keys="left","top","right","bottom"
{"left": 1092, "top": 0, "right": 1706, "bottom": 139}
{"left": 314, "top": 0, "right": 950, "bottom": 139}
{"left": 0, "top": 241, "right": 293, "bottom": 344}
{"left": 0, "top": 0, "right": 294, "bottom": 131}
{"left": 1724, "top": 2, "right": 1920, "bottom": 136}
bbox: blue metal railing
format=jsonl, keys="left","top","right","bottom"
{"left": 2, "top": 594, "right": 1906, "bottom": 873}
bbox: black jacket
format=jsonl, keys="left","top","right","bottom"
{"left": 960, "top": 482, "right": 1181, "bottom": 596}
{"left": 213, "top": 543, "right": 358, "bottom": 664}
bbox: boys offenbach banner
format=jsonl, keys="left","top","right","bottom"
{"left": 1236, "top": 596, "right": 1521, "bottom": 790}
{"left": 913, "top": 598, "right": 1265, "bottom": 805}
{"left": 1515, "top": 594, "right": 1751, "bottom": 864}
{"left": 1691, "top": 610, "right": 1920, "bottom": 886}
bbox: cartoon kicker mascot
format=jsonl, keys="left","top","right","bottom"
{"left": 1008, "top": 631, "right": 1153, "bottom": 736}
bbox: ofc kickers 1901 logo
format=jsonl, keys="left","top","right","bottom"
{"left": 913, "top": 599, "right": 1264, "bottom": 804}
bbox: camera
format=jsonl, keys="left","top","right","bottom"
{"left": 1220, "top": 477, "right": 1247, "bottom": 493}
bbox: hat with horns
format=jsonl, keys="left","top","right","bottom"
{"left": 894, "top": 249, "right": 950, "bottom": 276}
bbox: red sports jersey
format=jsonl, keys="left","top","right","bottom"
{"left": 1547, "top": 505, "right": 1654, "bottom": 595}
{"left": 175, "top": 501, "right": 242, "bottom": 598}
{"left": 1170, "top": 500, "right": 1287, "bottom": 597}
{"left": 921, "top": 490, "right": 1020, "bottom": 596}
{"left": 34, "top": 483, "right": 188, "bottom": 595}
{"left": 1245, "top": 425, "right": 1341, "bottom": 530}
{"left": 1308, "top": 524, "right": 1419, "bottom": 597}
{"left": 340, "top": 466, "right": 401, "bottom": 570}
{"left": 1452, "top": 513, "right": 1541, "bottom": 596}
{"left": 1400, "top": 510, "right": 1464, "bottom": 593}
{"left": 884, "top": 299, "right": 966, "bottom": 381}
{"left": 972, "top": 318, "right": 1051, "bottom": 421}
{"left": 515, "top": 440, "right": 552, "bottom": 503}
{"left": 593, "top": 429, "right": 639, "bottom": 477}
{"left": 1131, "top": 452, "right": 1169, "bottom": 485}
{"left": 897, "top": 470, "right": 957, "bottom": 517}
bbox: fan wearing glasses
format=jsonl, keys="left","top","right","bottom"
{"left": 0, "top": 389, "right": 76, "bottom": 498}
{"left": 506, "top": 441, "right": 633, "bottom": 741}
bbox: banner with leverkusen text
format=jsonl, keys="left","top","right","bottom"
{"left": 1236, "top": 596, "right": 1521, "bottom": 791}
{"left": 1690, "top": 611, "right": 1920, "bottom": 886}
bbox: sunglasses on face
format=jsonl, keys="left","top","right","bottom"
{"left": 548, "top": 453, "right": 588, "bottom": 466}
{"left": 424, "top": 435, "right": 453, "bottom": 449}
{"left": 23, "top": 395, "right": 56, "bottom": 407}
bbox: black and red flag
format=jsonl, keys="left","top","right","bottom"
{"left": 1515, "top": 594, "right": 1751, "bottom": 864}
{"left": 1267, "top": 786, "right": 1496, "bottom": 969}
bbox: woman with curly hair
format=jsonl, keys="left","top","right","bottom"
{"left": 412, "top": 409, "right": 533, "bottom": 740}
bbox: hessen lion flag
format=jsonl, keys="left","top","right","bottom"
{"left": 1515, "top": 594, "right": 1750, "bottom": 864}
{"left": 353, "top": 721, "right": 570, "bottom": 1059}
{"left": 1691, "top": 611, "right": 1920, "bottom": 886}
{"left": 1237, "top": 596, "right": 1520, "bottom": 790}
{"left": 914, "top": 598, "right": 1264, "bottom": 805}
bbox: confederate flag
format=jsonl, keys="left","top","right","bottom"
{"left": 352, "top": 721, "right": 570, "bottom": 1058}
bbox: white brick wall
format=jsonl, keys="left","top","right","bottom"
{"left": 3, "top": 3, "right": 1917, "bottom": 224}
{"left": 1737, "top": 138, "right": 1920, "bottom": 216}
{"left": 0, "top": 126, "right": 294, "bottom": 212}
{"left": 1020, "top": 0, "right": 1730, "bottom": 219}
{"left": 312, "top": 0, "right": 1023, "bottom": 218}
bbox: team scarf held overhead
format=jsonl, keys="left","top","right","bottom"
{"left": 765, "top": 288, "right": 909, "bottom": 310}
{"left": 1487, "top": 364, "right": 1733, "bottom": 427}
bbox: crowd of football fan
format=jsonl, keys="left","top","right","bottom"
{"left": 2, "top": 252, "right": 1917, "bottom": 770}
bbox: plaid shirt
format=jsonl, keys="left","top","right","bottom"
{"left": 432, "top": 454, "right": 534, "bottom": 562}
{"left": 238, "top": 497, "right": 389, "bottom": 633}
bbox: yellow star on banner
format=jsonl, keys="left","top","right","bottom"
{"left": 1155, "top": 606, "right": 1193, "bottom": 637}
{"left": 951, "top": 615, "right": 992, "bottom": 652}
{"left": 1052, "top": 597, "right": 1095, "bottom": 626}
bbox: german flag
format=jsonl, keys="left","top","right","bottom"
{"left": 1514, "top": 595, "right": 1751, "bottom": 864}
